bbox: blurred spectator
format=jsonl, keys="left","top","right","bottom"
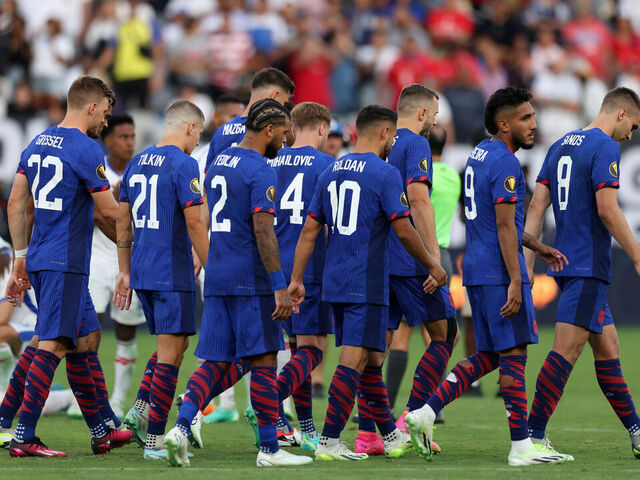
{"left": 523, "top": 0, "right": 571, "bottom": 30}
{"left": 166, "top": 12, "right": 209, "bottom": 89}
{"left": 618, "top": 0, "right": 640, "bottom": 33}
{"left": 444, "top": 55, "right": 486, "bottom": 144}
{"left": 612, "top": 16, "right": 640, "bottom": 72}
{"left": 246, "top": 0, "right": 292, "bottom": 54}
{"left": 80, "top": 0, "right": 119, "bottom": 80}
{"left": 571, "top": 57, "right": 608, "bottom": 122}
{"left": 530, "top": 24, "right": 565, "bottom": 75}
{"left": 211, "top": 93, "right": 244, "bottom": 132}
{"left": 346, "top": 0, "right": 378, "bottom": 46}
{"left": 323, "top": 118, "right": 350, "bottom": 158}
{"left": 7, "top": 81, "right": 35, "bottom": 127}
{"left": 0, "top": 7, "right": 31, "bottom": 86}
{"left": 356, "top": 23, "right": 399, "bottom": 106}
{"left": 426, "top": 0, "right": 475, "bottom": 47}
{"left": 329, "top": 26, "right": 359, "bottom": 114}
{"left": 387, "top": 34, "right": 437, "bottom": 107}
{"left": 476, "top": 38, "right": 508, "bottom": 100}
{"left": 476, "top": 0, "right": 529, "bottom": 47}
{"left": 30, "top": 17, "right": 75, "bottom": 99}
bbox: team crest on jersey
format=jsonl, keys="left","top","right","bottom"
{"left": 400, "top": 192, "right": 409, "bottom": 207}
{"left": 419, "top": 158, "right": 429, "bottom": 172}
{"left": 504, "top": 176, "right": 516, "bottom": 193}
{"left": 190, "top": 178, "right": 201, "bottom": 194}
{"left": 266, "top": 186, "right": 275, "bottom": 202}
{"left": 96, "top": 164, "right": 107, "bottom": 180}
{"left": 609, "top": 162, "right": 618, "bottom": 177}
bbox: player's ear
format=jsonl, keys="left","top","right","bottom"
{"left": 269, "top": 89, "right": 279, "bottom": 100}
{"left": 497, "top": 117, "right": 509, "bottom": 133}
{"left": 88, "top": 101, "right": 97, "bottom": 115}
{"left": 618, "top": 108, "right": 627, "bottom": 122}
{"left": 265, "top": 123, "right": 274, "bottom": 138}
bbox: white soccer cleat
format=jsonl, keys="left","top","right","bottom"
{"left": 164, "top": 427, "right": 190, "bottom": 468}
{"left": 404, "top": 406, "right": 436, "bottom": 461}
{"left": 256, "top": 448, "right": 314, "bottom": 467}
{"left": 383, "top": 429, "right": 413, "bottom": 458}
{"left": 531, "top": 437, "right": 574, "bottom": 462}
{"left": 508, "top": 443, "right": 572, "bottom": 466}
{"left": 315, "top": 440, "right": 369, "bottom": 461}
{"left": 0, "top": 428, "right": 14, "bottom": 448}
{"left": 188, "top": 411, "right": 203, "bottom": 449}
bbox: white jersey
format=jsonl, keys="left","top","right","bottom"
{"left": 0, "top": 238, "right": 37, "bottom": 337}
{"left": 91, "top": 157, "right": 124, "bottom": 268}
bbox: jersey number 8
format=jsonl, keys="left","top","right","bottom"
{"left": 557, "top": 155, "right": 572, "bottom": 211}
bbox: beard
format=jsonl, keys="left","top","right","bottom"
{"left": 265, "top": 142, "right": 280, "bottom": 159}
{"left": 381, "top": 142, "right": 392, "bottom": 160}
{"left": 87, "top": 124, "right": 102, "bottom": 139}
{"left": 419, "top": 122, "right": 431, "bottom": 137}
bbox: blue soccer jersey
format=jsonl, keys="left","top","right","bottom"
{"left": 307, "top": 152, "right": 410, "bottom": 305}
{"left": 205, "top": 116, "right": 247, "bottom": 173}
{"left": 387, "top": 128, "right": 433, "bottom": 277}
{"left": 268, "top": 145, "right": 334, "bottom": 284}
{"left": 204, "top": 146, "right": 278, "bottom": 296}
{"left": 462, "top": 138, "right": 529, "bottom": 286}
{"left": 536, "top": 128, "right": 620, "bottom": 283}
{"left": 17, "top": 126, "right": 110, "bottom": 274}
{"left": 119, "top": 145, "right": 203, "bottom": 292}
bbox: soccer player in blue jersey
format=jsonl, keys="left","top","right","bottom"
{"left": 205, "top": 68, "right": 294, "bottom": 173}
{"left": 288, "top": 104, "right": 446, "bottom": 461}
{"left": 524, "top": 87, "right": 640, "bottom": 460}
{"left": 114, "top": 100, "right": 210, "bottom": 460}
{"left": 163, "top": 99, "right": 312, "bottom": 468}
{"left": 4, "top": 76, "right": 132, "bottom": 457}
{"left": 405, "top": 87, "right": 572, "bottom": 466}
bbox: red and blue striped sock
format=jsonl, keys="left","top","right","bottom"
{"left": 427, "top": 351, "right": 499, "bottom": 414}
{"left": 251, "top": 366, "right": 279, "bottom": 453}
{"left": 14, "top": 349, "right": 60, "bottom": 442}
{"left": 360, "top": 365, "right": 396, "bottom": 436}
{"left": 0, "top": 345, "right": 36, "bottom": 429}
{"left": 177, "top": 361, "right": 225, "bottom": 435}
{"left": 204, "top": 359, "right": 250, "bottom": 404}
{"left": 528, "top": 350, "right": 573, "bottom": 439}
{"left": 147, "top": 362, "right": 179, "bottom": 437}
{"left": 277, "top": 345, "right": 323, "bottom": 401}
{"left": 135, "top": 352, "right": 157, "bottom": 414}
{"left": 321, "top": 365, "right": 360, "bottom": 439}
{"left": 499, "top": 355, "right": 529, "bottom": 441}
{"left": 357, "top": 387, "right": 377, "bottom": 433}
{"left": 406, "top": 341, "right": 452, "bottom": 411}
{"left": 66, "top": 352, "right": 108, "bottom": 438}
{"left": 595, "top": 359, "right": 640, "bottom": 435}
{"left": 86, "top": 351, "right": 121, "bottom": 428}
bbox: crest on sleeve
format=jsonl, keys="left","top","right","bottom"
{"left": 504, "top": 176, "right": 516, "bottom": 193}
{"left": 609, "top": 162, "right": 618, "bottom": 178}
{"left": 96, "top": 164, "right": 107, "bottom": 181}
{"left": 419, "top": 158, "right": 429, "bottom": 172}
{"left": 266, "top": 186, "right": 276, "bottom": 202}
{"left": 400, "top": 192, "right": 409, "bottom": 208}
{"left": 190, "top": 178, "right": 201, "bottom": 194}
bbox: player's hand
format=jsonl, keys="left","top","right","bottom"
{"left": 422, "top": 275, "right": 438, "bottom": 294}
{"left": 429, "top": 263, "right": 448, "bottom": 287}
{"left": 500, "top": 281, "right": 522, "bottom": 317}
{"left": 288, "top": 280, "right": 305, "bottom": 310}
{"left": 273, "top": 288, "right": 293, "bottom": 321}
{"left": 6, "top": 271, "right": 26, "bottom": 307}
{"left": 12, "top": 258, "right": 31, "bottom": 291}
{"left": 535, "top": 243, "right": 568, "bottom": 273}
{"left": 113, "top": 272, "right": 132, "bottom": 311}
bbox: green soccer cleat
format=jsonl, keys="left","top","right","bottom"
{"left": 0, "top": 429, "right": 14, "bottom": 449}
{"left": 508, "top": 443, "right": 572, "bottom": 466}
{"left": 124, "top": 406, "right": 148, "bottom": 448}
{"left": 300, "top": 432, "right": 320, "bottom": 451}
{"left": 164, "top": 427, "right": 190, "bottom": 468}
{"left": 203, "top": 406, "right": 239, "bottom": 424}
{"left": 383, "top": 429, "right": 413, "bottom": 458}
{"left": 404, "top": 407, "right": 435, "bottom": 462}
{"left": 245, "top": 406, "right": 260, "bottom": 450}
{"left": 631, "top": 431, "right": 640, "bottom": 459}
{"left": 531, "top": 437, "right": 574, "bottom": 461}
{"left": 143, "top": 448, "right": 169, "bottom": 460}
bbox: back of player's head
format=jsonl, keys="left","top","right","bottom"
{"left": 428, "top": 124, "right": 447, "bottom": 157}
{"left": 244, "top": 98, "right": 291, "bottom": 132}
{"left": 484, "top": 87, "right": 533, "bottom": 135}
{"left": 251, "top": 67, "right": 295, "bottom": 95}
{"left": 291, "top": 102, "right": 332, "bottom": 130}
{"left": 397, "top": 84, "right": 439, "bottom": 117}
{"left": 67, "top": 76, "right": 115, "bottom": 110}
{"left": 355, "top": 104, "right": 398, "bottom": 136}
{"left": 101, "top": 114, "right": 134, "bottom": 140}
{"left": 600, "top": 87, "right": 640, "bottom": 115}
{"left": 164, "top": 100, "right": 205, "bottom": 130}
{"left": 215, "top": 93, "right": 244, "bottom": 108}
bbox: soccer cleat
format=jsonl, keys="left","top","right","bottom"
{"left": 278, "top": 428, "right": 302, "bottom": 447}
{"left": 300, "top": 432, "right": 320, "bottom": 451}
{"left": 9, "top": 437, "right": 66, "bottom": 457}
{"left": 257, "top": 448, "right": 314, "bottom": 467}
{"left": 124, "top": 406, "right": 148, "bottom": 448}
{"left": 244, "top": 406, "right": 260, "bottom": 449}
{"left": 110, "top": 400, "right": 125, "bottom": 420}
{"left": 283, "top": 397, "right": 295, "bottom": 422}
{"left": 91, "top": 428, "right": 134, "bottom": 454}
{"left": 632, "top": 431, "right": 640, "bottom": 459}
{"left": 66, "top": 397, "right": 82, "bottom": 419}
{"left": 508, "top": 443, "right": 571, "bottom": 466}
{"left": 203, "top": 405, "right": 239, "bottom": 424}
{"left": 434, "top": 410, "right": 445, "bottom": 424}
{"left": 201, "top": 402, "right": 216, "bottom": 417}
{"left": 383, "top": 429, "right": 413, "bottom": 458}
{"left": 0, "top": 429, "right": 14, "bottom": 449}
{"left": 531, "top": 437, "right": 574, "bottom": 461}
{"left": 354, "top": 431, "right": 384, "bottom": 455}
{"left": 143, "top": 448, "right": 169, "bottom": 460}
{"left": 404, "top": 407, "right": 435, "bottom": 462}
{"left": 396, "top": 410, "right": 409, "bottom": 432}
{"left": 164, "top": 427, "right": 190, "bottom": 468}
{"left": 316, "top": 440, "right": 369, "bottom": 461}
{"left": 189, "top": 411, "right": 204, "bottom": 449}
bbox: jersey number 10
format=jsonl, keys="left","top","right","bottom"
{"left": 328, "top": 180, "right": 360, "bottom": 235}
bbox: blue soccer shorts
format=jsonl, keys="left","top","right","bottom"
{"left": 554, "top": 277, "right": 613, "bottom": 334}
{"left": 330, "top": 302, "right": 388, "bottom": 352}
{"left": 466, "top": 283, "right": 538, "bottom": 352}
{"left": 136, "top": 290, "right": 196, "bottom": 336}
{"left": 388, "top": 276, "right": 457, "bottom": 330}
{"left": 195, "top": 295, "right": 285, "bottom": 362}
{"left": 283, "top": 283, "right": 333, "bottom": 337}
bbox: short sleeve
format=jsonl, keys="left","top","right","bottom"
{"left": 175, "top": 157, "right": 204, "bottom": 209}
{"left": 536, "top": 152, "right": 551, "bottom": 187}
{"left": 250, "top": 162, "right": 277, "bottom": 215}
{"left": 490, "top": 156, "right": 520, "bottom": 204}
{"left": 77, "top": 142, "right": 110, "bottom": 193}
{"left": 591, "top": 139, "right": 620, "bottom": 191}
{"left": 405, "top": 137, "right": 433, "bottom": 188}
{"left": 16, "top": 151, "right": 27, "bottom": 175}
{"left": 381, "top": 167, "right": 411, "bottom": 221}
{"left": 307, "top": 178, "right": 326, "bottom": 224}
{"left": 119, "top": 170, "right": 129, "bottom": 203}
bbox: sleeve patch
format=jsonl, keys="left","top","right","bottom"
{"left": 419, "top": 158, "right": 429, "bottom": 172}
{"left": 609, "top": 162, "right": 618, "bottom": 177}
{"left": 96, "top": 164, "right": 107, "bottom": 180}
{"left": 266, "top": 186, "right": 275, "bottom": 202}
{"left": 504, "top": 176, "right": 516, "bottom": 193}
{"left": 190, "top": 178, "right": 201, "bottom": 194}
{"left": 400, "top": 192, "right": 409, "bottom": 207}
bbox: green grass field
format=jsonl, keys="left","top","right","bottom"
{"left": 2, "top": 326, "right": 640, "bottom": 479}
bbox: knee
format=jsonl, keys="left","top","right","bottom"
{"left": 115, "top": 322, "right": 136, "bottom": 342}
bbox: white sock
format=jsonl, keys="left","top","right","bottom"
{"left": 0, "top": 343, "right": 15, "bottom": 393}
{"left": 145, "top": 433, "right": 163, "bottom": 450}
{"left": 244, "top": 372, "right": 251, "bottom": 405}
{"left": 319, "top": 436, "right": 338, "bottom": 448}
{"left": 276, "top": 348, "right": 291, "bottom": 374}
{"left": 219, "top": 384, "right": 236, "bottom": 411}
{"left": 511, "top": 437, "right": 533, "bottom": 453}
{"left": 112, "top": 339, "right": 137, "bottom": 407}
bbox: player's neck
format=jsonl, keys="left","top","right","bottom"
{"left": 238, "top": 134, "right": 267, "bottom": 157}
{"left": 157, "top": 132, "right": 188, "bottom": 153}
{"left": 491, "top": 134, "right": 518, "bottom": 153}
{"left": 292, "top": 132, "right": 321, "bottom": 150}
{"left": 352, "top": 140, "right": 382, "bottom": 158}
{"left": 242, "top": 93, "right": 270, "bottom": 116}
{"left": 433, "top": 155, "right": 442, "bottom": 162}
{"left": 585, "top": 116, "right": 614, "bottom": 137}
{"left": 58, "top": 111, "right": 88, "bottom": 135}
{"left": 396, "top": 118, "right": 421, "bottom": 135}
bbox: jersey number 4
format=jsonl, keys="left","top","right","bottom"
{"left": 27, "top": 154, "right": 63, "bottom": 211}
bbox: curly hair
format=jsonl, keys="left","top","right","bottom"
{"left": 484, "top": 87, "right": 532, "bottom": 135}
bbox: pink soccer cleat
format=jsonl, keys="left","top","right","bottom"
{"left": 354, "top": 431, "right": 385, "bottom": 456}
{"left": 91, "top": 428, "right": 134, "bottom": 454}
{"left": 9, "top": 437, "right": 66, "bottom": 457}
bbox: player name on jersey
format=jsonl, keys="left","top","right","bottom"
{"left": 137, "top": 153, "right": 165, "bottom": 167}
{"left": 213, "top": 154, "right": 240, "bottom": 168}
{"left": 223, "top": 122, "right": 246, "bottom": 135}
{"left": 332, "top": 158, "right": 366, "bottom": 173}
{"left": 561, "top": 134, "right": 585, "bottom": 146}
{"left": 267, "top": 154, "right": 314, "bottom": 167}
{"left": 35, "top": 134, "right": 64, "bottom": 149}
{"left": 469, "top": 146, "right": 488, "bottom": 162}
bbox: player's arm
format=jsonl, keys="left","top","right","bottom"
{"left": 495, "top": 203, "right": 522, "bottom": 317}
{"left": 289, "top": 215, "right": 324, "bottom": 306}
{"left": 6, "top": 173, "right": 32, "bottom": 305}
{"left": 406, "top": 181, "right": 440, "bottom": 264}
{"left": 92, "top": 189, "right": 118, "bottom": 231}
{"left": 392, "top": 217, "right": 445, "bottom": 292}
{"left": 596, "top": 187, "right": 640, "bottom": 275}
{"left": 94, "top": 209, "right": 117, "bottom": 243}
{"left": 25, "top": 197, "right": 34, "bottom": 244}
{"left": 253, "top": 211, "right": 293, "bottom": 321}
{"left": 184, "top": 204, "right": 209, "bottom": 268}
{"left": 113, "top": 201, "right": 133, "bottom": 310}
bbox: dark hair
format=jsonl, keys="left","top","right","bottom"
{"left": 251, "top": 67, "right": 295, "bottom": 94}
{"left": 101, "top": 114, "right": 134, "bottom": 140}
{"left": 245, "top": 98, "right": 290, "bottom": 132}
{"left": 397, "top": 84, "right": 438, "bottom": 116}
{"left": 67, "top": 75, "right": 115, "bottom": 110}
{"left": 428, "top": 124, "right": 447, "bottom": 157}
{"left": 215, "top": 93, "right": 244, "bottom": 107}
{"left": 484, "top": 87, "right": 532, "bottom": 135}
{"left": 600, "top": 86, "right": 640, "bottom": 115}
{"left": 355, "top": 104, "right": 398, "bottom": 135}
